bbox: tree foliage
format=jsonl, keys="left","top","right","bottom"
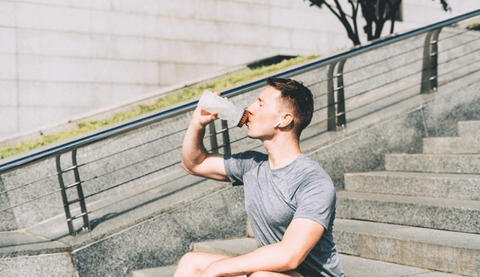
{"left": 306, "top": 0, "right": 451, "bottom": 46}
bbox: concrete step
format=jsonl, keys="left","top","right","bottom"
{"left": 192, "top": 237, "right": 257, "bottom": 256}
{"left": 130, "top": 238, "right": 464, "bottom": 277}
{"left": 130, "top": 265, "right": 177, "bottom": 277}
{"left": 422, "top": 136, "right": 480, "bottom": 154}
{"left": 385, "top": 153, "right": 480, "bottom": 173}
{"left": 0, "top": 231, "right": 76, "bottom": 277}
{"left": 336, "top": 191, "right": 480, "bottom": 234}
{"left": 458, "top": 121, "right": 480, "bottom": 137}
{"left": 334, "top": 219, "right": 480, "bottom": 276}
{"left": 344, "top": 171, "right": 480, "bottom": 200}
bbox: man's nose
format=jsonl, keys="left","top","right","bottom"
{"left": 246, "top": 103, "right": 255, "bottom": 113}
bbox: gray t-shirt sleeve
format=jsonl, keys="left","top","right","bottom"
{"left": 224, "top": 151, "right": 266, "bottom": 186}
{"left": 293, "top": 172, "right": 336, "bottom": 231}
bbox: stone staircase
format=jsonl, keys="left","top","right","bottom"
{"left": 130, "top": 120, "right": 480, "bottom": 277}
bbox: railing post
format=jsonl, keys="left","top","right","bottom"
{"left": 336, "top": 59, "right": 347, "bottom": 128}
{"left": 72, "top": 149, "right": 91, "bottom": 233}
{"left": 421, "top": 28, "right": 442, "bottom": 93}
{"left": 209, "top": 120, "right": 231, "bottom": 155}
{"left": 56, "top": 151, "right": 90, "bottom": 236}
{"left": 209, "top": 122, "right": 219, "bottom": 154}
{"left": 56, "top": 154, "right": 76, "bottom": 236}
{"left": 221, "top": 120, "right": 231, "bottom": 155}
{"left": 327, "top": 59, "right": 347, "bottom": 131}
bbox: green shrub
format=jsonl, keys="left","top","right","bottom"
{"left": 467, "top": 23, "right": 480, "bottom": 31}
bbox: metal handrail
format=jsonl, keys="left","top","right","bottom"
{"left": 1, "top": 9, "right": 479, "bottom": 174}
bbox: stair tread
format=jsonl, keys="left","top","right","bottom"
{"left": 345, "top": 170, "right": 480, "bottom": 179}
{"left": 335, "top": 219, "right": 480, "bottom": 250}
{"left": 422, "top": 136, "right": 480, "bottom": 154}
{"left": 458, "top": 121, "right": 480, "bottom": 137}
{"left": 130, "top": 265, "right": 177, "bottom": 277}
{"left": 0, "top": 231, "right": 71, "bottom": 258}
{"left": 193, "top": 237, "right": 257, "bottom": 256}
{"left": 385, "top": 153, "right": 480, "bottom": 174}
{"left": 344, "top": 171, "right": 480, "bottom": 201}
{"left": 337, "top": 191, "right": 480, "bottom": 209}
{"left": 387, "top": 153, "right": 480, "bottom": 157}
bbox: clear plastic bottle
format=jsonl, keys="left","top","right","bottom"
{"left": 198, "top": 90, "right": 249, "bottom": 127}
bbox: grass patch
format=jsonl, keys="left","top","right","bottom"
{"left": 0, "top": 55, "right": 319, "bottom": 160}
{"left": 467, "top": 23, "right": 480, "bottom": 31}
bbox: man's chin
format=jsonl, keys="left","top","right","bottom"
{"left": 246, "top": 130, "right": 258, "bottom": 139}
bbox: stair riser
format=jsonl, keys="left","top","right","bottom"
{"left": 458, "top": 121, "right": 480, "bottom": 137}
{"left": 334, "top": 230, "right": 480, "bottom": 277}
{"left": 336, "top": 198, "right": 480, "bottom": 234}
{"left": 344, "top": 174, "right": 480, "bottom": 200}
{"left": 422, "top": 137, "right": 480, "bottom": 154}
{"left": 385, "top": 155, "right": 480, "bottom": 174}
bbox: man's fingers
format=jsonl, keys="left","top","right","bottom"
{"left": 213, "top": 91, "right": 228, "bottom": 101}
{"left": 210, "top": 111, "right": 219, "bottom": 120}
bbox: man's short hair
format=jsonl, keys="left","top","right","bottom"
{"left": 267, "top": 77, "right": 314, "bottom": 138}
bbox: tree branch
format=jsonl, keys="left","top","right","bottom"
{"left": 349, "top": 0, "right": 360, "bottom": 42}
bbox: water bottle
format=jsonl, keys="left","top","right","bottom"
{"left": 198, "top": 90, "right": 249, "bottom": 127}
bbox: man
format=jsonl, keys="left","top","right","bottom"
{"left": 177, "top": 78, "right": 344, "bottom": 277}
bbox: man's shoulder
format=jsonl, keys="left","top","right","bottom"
{"left": 295, "top": 155, "right": 334, "bottom": 187}
{"left": 296, "top": 155, "right": 327, "bottom": 174}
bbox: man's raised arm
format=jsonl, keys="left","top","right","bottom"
{"left": 181, "top": 106, "right": 230, "bottom": 181}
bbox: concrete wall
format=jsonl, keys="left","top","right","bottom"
{"left": 1, "top": 0, "right": 478, "bottom": 141}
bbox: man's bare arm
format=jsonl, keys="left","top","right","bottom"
{"left": 198, "top": 218, "right": 325, "bottom": 277}
{"left": 182, "top": 106, "right": 230, "bottom": 181}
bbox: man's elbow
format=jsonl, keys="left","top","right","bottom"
{"left": 284, "top": 255, "right": 302, "bottom": 271}
{"left": 181, "top": 160, "right": 196, "bottom": 176}
{"left": 281, "top": 249, "right": 308, "bottom": 271}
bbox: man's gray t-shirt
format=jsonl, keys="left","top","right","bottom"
{"left": 224, "top": 151, "right": 344, "bottom": 277}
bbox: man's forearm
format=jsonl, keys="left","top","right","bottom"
{"left": 182, "top": 120, "right": 209, "bottom": 172}
{"left": 201, "top": 242, "right": 299, "bottom": 277}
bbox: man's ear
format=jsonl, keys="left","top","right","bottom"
{"left": 279, "top": 113, "right": 294, "bottom": 128}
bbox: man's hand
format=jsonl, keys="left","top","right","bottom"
{"left": 193, "top": 91, "right": 227, "bottom": 128}
{"left": 192, "top": 106, "right": 218, "bottom": 129}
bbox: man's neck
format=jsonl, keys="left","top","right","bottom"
{"left": 263, "top": 135, "right": 302, "bottom": 170}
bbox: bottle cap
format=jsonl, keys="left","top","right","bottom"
{"left": 237, "top": 110, "right": 249, "bottom": 127}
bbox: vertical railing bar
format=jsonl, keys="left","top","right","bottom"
{"left": 421, "top": 28, "right": 442, "bottom": 94}
{"left": 327, "top": 61, "right": 338, "bottom": 131}
{"left": 55, "top": 155, "right": 75, "bottom": 236}
{"left": 209, "top": 122, "right": 219, "bottom": 154}
{"left": 72, "top": 149, "right": 91, "bottom": 232}
{"left": 336, "top": 59, "right": 347, "bottom": 128}
{"left": 221, "top": 120, "right": 231, "bottom": 155}
{"left": 430, "top": 28, "right": 442, "bottom": 92}
{"left": 421, "top": 31, "right": 434, "bottom": 93}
